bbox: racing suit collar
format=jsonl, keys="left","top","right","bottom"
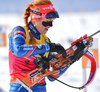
{"left": 29, "top": 22, "right": 41, "bottom": 40}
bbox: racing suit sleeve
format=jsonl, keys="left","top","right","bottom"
{"left": 9, "top": 26, "right": 50, "bottom": 57}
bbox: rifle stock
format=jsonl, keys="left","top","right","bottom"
{"left": 21, "top": 67, "right": 59, "bottom": 88}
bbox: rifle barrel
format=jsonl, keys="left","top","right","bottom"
{"left": 90, "top": 30, "right": 100, "bottom": 37}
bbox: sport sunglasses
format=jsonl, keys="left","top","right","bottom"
{"left": 42, "top": 21, "right": 53, "bottom": 27}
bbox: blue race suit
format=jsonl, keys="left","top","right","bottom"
{"left": 9, "top": 22, "right": 67, "bottom": 92}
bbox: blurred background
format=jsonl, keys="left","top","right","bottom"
{"left": 0, "top": 0, "right": 100, "bottom": 92}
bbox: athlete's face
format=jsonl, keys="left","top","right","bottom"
{"left": 31, "top": 18, "right": 55, "bottom": 34}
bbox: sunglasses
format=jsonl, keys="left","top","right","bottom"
{"left": 45, "top": 11, "right": 59, "bottom": 19}
{"left": 42, "top": 21, "right": 53, "bottom": 27}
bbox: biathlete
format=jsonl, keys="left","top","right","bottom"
{"left": 9, "top": 0, "right": 68, "bottom": 92}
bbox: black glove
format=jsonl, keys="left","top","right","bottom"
{"left": 49, "top": 43, "right": 66, "bottom": 58}
{"left": 75, "top": 41, "right": 86, "bottom": 52}
{"left": 71, "top": 40, "right": 86, "bottom": 62}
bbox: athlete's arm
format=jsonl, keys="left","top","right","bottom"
{"left": 9, "top": 26, "right": 50, "bottom": 57}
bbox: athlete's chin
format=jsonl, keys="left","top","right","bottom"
{"left": 42, "top": 30, "right": 48, "bottom": 34}
{"left": 43, "top": 31, "right": 47, "bottom": 34}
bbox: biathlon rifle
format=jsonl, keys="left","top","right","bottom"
{"left": 16, "top": 30, "right": 100, "bottom": 91}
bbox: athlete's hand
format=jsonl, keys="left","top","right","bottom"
{"left": 49, "top": 43, "right": 66, "bottom": 58}
{"left": 70, "top": 34, "right": 88, "bottom": 61}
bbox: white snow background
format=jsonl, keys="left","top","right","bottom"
{"left": 0, "top": 12, "right": 100, "bottom": 92}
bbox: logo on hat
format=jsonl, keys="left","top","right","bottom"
{"left": 43, "top": 5, "right": 54, "bottom": 10}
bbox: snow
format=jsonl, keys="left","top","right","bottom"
{"left": 0, "top": 12, "right": 100, "bottom": 92}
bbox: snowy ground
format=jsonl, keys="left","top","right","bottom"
{"left": 0, "top": 12, "right": 100, "bottom": 92}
